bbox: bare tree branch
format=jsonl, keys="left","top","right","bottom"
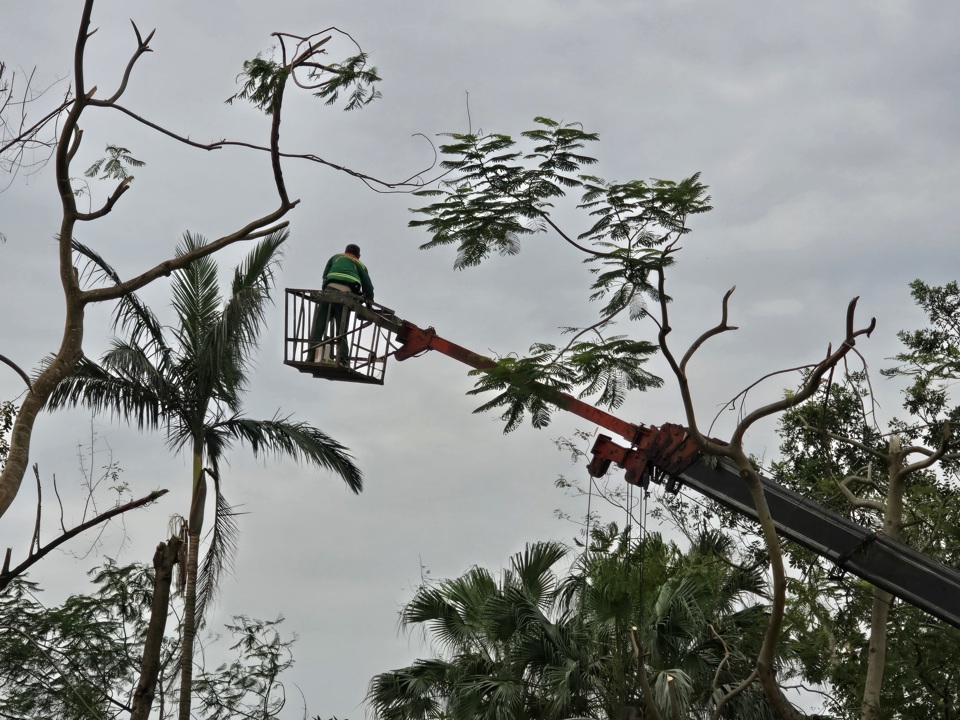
{"left": 0, "top": 353, "right": 32, "bottom": 389}
{"left": 75, "top": 175, "right": 133, "bottom": 221}
{"left": 731, "top": 298, "right": 875, "bottom": 448}
{"left": 0, "top": 488, "right": 168, "bottom": 590}
{"left": 680, "top": 286, "right": 738, "bottom": 373}
{"left": 101, "top": 21, "right": 155, "bottom": 105}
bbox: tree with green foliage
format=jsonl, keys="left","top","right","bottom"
{"left": 193, "top": 615, "right": 296, "bottom": 720}
{"left": 772, "top": 281, "right": 960, "bottom": 720}
{"left": 0, "top": 561, "right": 162, "bottom": 718}
{"left": 46, "top": 230, "right": 363, "bottom": 720}
{"left": 410, "top": 118, "right": 707, "bottom": 428}
{"left": 406, "top": 115, "right": 878, "bottom": 718}
{"left": 0, "top": 561, "right": 316, "bottom": 719}
{"left": 369, "top": 526, "right": 785, "bottom": 720}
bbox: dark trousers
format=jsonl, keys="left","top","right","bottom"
{"left": 310, "top": 283, "right": 353, "bottom": 363}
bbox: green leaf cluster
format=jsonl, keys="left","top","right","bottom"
{"left": 85, "top": 145, "right": 145, "bottom": 180}
{"left": 0, "top": 562, "right": 157, "bottom": 719}
{"left": 227, "top": 56, "right": 290, "bottom": 114}
{"left": 467, "top": 337, "right": 662, "bottom": 432}
{"left": 228, "top": 49, "right": 380, "bottom": 115}
{"left": 194, "top": 615, "right": 296, "bottom": 720}
{"left": 0, "top": 565, "right": 313, "bottom": 719}
{"left": 310, "top": 52, "right": 381, "bottom": 110}
{"left": 412, "top": 118, "right": 600, "bottom": 267}
{"left": 886, "top": 280, "right": 960, "bottom": 383}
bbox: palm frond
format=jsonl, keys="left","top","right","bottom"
{"left": 171, "top": 232, "right": 223, "bottom": 381}
{"left": 71, "top": 238, "right": 168, "bottom": 349}
{"left": 367, "top": 658, "right": 454, "bottom": 720}
{"left": 214, "top": 415, "right": 363, "bottom": 493}
{"left": 44, "top": 352, "right": 166, "bottom": 431}
{"left": 508, "top": 541, "right": 567, "bottom": 607}
{"left": 194, "top": 460, "right": 242, "bottom": 628}
{"left": 213, "top": 230, "right": 287, "bottom": 404}
{"left": 401, "top": 570, "right": 498, "bottom": 653}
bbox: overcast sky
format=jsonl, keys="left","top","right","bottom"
{"left": 2, "top": 1, "right": 959, "bottom": 717}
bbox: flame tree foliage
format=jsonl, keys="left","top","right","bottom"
{"left": 410, "top": 117, "right": 711, "bottom": 430}
{"left": 0, "top": 562, "right": 316, "bottom": 720}
{"left": 368, "top": 526, "right": 789, "bottom": 720}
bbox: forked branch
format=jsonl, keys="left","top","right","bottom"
{"left": 731, "top": 298, "right": 875, "bottom": 447}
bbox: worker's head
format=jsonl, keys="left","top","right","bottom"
{"left": 345, "top": 243, "right": 361, "bottom": 257}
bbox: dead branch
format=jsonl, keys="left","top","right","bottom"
{"left": 76, "top": 175, "right": 133, "bottom": 221}
{"left": 835, "top": 473, "right": 886, "bottom": 513}
{"left": 0, "top": 487, "right": 168, "bottom": 590}
{"left": 79, "top": 217, "right": 292, "bottom": 304}
{"left": 901, "top": 423, "right": 953, "bottom": 477}
{"left": 30, "top": 464, "right": 41, "bottom": 554}
{"left": 630, "top": 626, "right": 663, "bottom": 720}
{"left": 657, "top": 279, "right": 871, "bottom": 719}
{"left": 0, "top": 353, "right": 32, "bottom": 389}
{"left": 731, "top": 298, "right": 875, "bottom": 448}
{"left": 709, "top": 363, "right": 821, "bottom": 436}
{"left": 680, "top": 286, "right": 738, "bottom": 373}
{"left": 102, "top": 22, "right": 155, "bottom": 105}
{"left": 711, "top": 667, "right": 758, "bottom": 720}
{"left": 707, "top": 623, "right": 732, "bottom": 713}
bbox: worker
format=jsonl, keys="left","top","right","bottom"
{"left": 310, "top": 243, "right": 374, "bottom": 365}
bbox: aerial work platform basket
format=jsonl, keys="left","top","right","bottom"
{"left": 283, "top": 288, "right": 403, "bottom": 385}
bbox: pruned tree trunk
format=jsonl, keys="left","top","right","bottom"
{"left": 860, "top": 586, "right": 894, "bottom": 720}
{"left": 179, "top": 452, "right": 207, "bottom": 720}
{"left": 132, "top": 535, "right": 183, "bottom": 720}
{"left": 861, "top": 438, "right": 904, "bottom": 720}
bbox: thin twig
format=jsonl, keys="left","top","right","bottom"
{"left": 0, "top": 489, "right": 168, "bottom": 589}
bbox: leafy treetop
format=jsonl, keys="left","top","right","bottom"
{"left": 410, "top": 117, "right": 711, "bottom": 431}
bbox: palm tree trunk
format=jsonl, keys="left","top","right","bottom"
{"left": 179, "top": 448, "right": 206, "bottom": 720}
{"left": 178, "top": 529, "right": 200, "bottom": 720}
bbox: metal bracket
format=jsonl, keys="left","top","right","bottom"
{"left": 588, "top": 423, "right": 701, "bottom": 488}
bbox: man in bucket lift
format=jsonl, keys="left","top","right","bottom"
{"left": 310, "top": 243, "right": 375, "bottom": 365}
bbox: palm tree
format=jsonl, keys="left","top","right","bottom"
{"left": 47, "top": 229, "right": 363, "bottom": 720}
{"left": 368, "top": 527, "right": 781, "bottom": 720}
{"left": 368, "top": 541, "right": 573, "bottom": 720}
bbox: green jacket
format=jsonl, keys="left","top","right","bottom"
{"left": 323, "top": 253, "right": 374, "bottom": 300}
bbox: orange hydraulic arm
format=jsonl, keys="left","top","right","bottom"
{"left": 395, "top": 321, "right": 703, "bottom": 486}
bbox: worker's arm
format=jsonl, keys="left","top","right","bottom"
{"left": 357, "top": 261, "right": 374, "bottom": 301}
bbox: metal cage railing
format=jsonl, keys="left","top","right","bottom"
{"left": 283, "top": 288, "right": 402, "bottom": 385}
